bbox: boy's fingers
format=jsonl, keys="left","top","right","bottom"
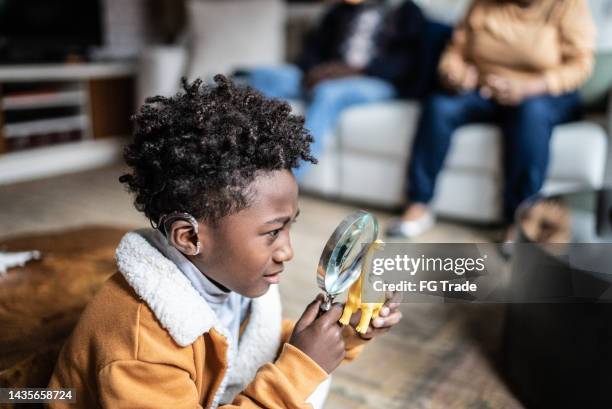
{"left": 294, "top": 296, "right": 323, "bottom": 332}
{"left": 348, "top": 309, "right": 362, "bottom": 326}
{"left": 382, "top": 295, "right": 401, "bottom": 314}
{"left": 373, "top": 327, "right": 391, "bottom": 336}
{"left": 387, "top": 302, "right": 401, "bottom": 311}
{"left": 319, "top": 303, "right": 344, "bottom": 326}
{"left": 384, "top": 290, "right": 398, "bottom": 303}
{"left": 359, "top": 326, "right": 374, "bottom": 339}
{"left": 373, "top": 311, "right": 403, "bottom": 328}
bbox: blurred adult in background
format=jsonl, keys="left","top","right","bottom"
{"left": 388, "top": 0, "right": 595, "bottom": 239}
{"left": 246, "top": 0, "right": 437, "bottom": 178}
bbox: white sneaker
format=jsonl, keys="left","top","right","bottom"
{"left": 385, "top": 211, "right": 436, "bottom": 238}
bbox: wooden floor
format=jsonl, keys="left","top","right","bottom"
{"left": 0, "top": 164, "right": 522, "bottom": 409}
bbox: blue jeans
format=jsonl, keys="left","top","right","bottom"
{"left": 407, "top": 91, "right": 582, "bottom": 223}
{"left": 249, "top": 65, "right": 397, "bottom": 179}
{"left": 248, "top": 64, "right": 303, "bottom": 100}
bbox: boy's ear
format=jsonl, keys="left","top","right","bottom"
{"left": 168, "top": 220, "right": 200, "bottom": 255}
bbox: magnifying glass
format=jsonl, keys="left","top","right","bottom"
{"left": 316, "top": 210, "right": 379, "bottom": 312}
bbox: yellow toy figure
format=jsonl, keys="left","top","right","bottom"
{"left": 339, "top": 239, "right": 385, "bottom": 334}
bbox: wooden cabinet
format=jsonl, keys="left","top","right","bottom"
{"left": 89, "top": 76, "right": 135, "bottom": 140}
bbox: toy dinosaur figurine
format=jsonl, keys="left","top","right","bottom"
{"left": 339, "top": 239, "right": 385, "bottom": 334}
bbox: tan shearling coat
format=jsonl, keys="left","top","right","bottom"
{"left": 47, "top": 232, "right": 365, "bottom": 409}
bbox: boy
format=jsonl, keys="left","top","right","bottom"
{"left": 47, "top": 75, "right": 401, "bottom": 408}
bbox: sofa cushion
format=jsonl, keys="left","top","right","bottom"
{"left": 446, "top": 124, "right": 502, "bottom": 173}
{"left": 339, "top": 101, "right": 607, "bottom": 183}
{"left": 432, "top": 169, "right": 503, "bottom": 222}
{"left": 338, "top": 149, "right": 503, "bottom": 222}
{"left": 289, "top": 99, "right": 340, "bottom": 153}
{"left": 299, "top": 147, "right": 341, "bottom": 197}
{"left": 338, "top": 101, "right": 501, "bottom": 173}
{"left": 547, "top": 121, "right": 607, "bottom": 186}
{"left": 338, "top": 150, "right": 407, "bottom": 207}
{"left": 448, "top": 122, "right": 607, "bottom": 182}
{"left": 338, "top": 100, "right": 420, "bottom": 157}
{"left": 186, "top": 0, "right": 285, "bottom": 80}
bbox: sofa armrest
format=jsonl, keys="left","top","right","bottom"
{"left": 137, "top": 45, "right": 188, "bottom": 104}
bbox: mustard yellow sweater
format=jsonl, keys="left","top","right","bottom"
{"left": 439, "top": 0, "right": 596, "bottom": 95}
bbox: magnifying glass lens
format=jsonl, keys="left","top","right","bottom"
{"left": 317, "top": 210, "right": 379, "bottom": 298}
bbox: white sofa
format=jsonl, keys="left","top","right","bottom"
{"left": 298, "top": 100, "right": 609, "bottom": 223}
{"left": 138, "top": 0, "right": 611, "bottom": 224}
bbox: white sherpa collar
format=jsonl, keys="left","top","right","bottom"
{"left": 115, "top": 232, "right": 216, "bottom": 347}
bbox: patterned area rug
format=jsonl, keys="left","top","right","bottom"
{"left": 326, "top": 302, "right": 525, "bottom": 409}
{"left": 0, "top": 226, "right": 128, "bottom": 406}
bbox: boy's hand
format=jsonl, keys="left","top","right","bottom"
{"left": 289, "top": 296, "right": 346, "bottom": 374}
{"left": 348, "top": 299, "right": 402, "bottom": 341}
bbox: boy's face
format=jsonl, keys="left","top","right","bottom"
{"left": 194, "top": 169, "right": 299, "bottom": 298}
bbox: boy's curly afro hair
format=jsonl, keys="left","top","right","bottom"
{"left": 119, "top": 75, "right": 316, "bottom": 225}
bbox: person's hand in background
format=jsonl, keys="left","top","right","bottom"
{"left": 441, "top": 64, "right": 479, "bottom": 93}
{"left": 481, "top": 74, "right": 548, "bottom": 105}
{"left": 289, "top": 296, "right": 346, "bottom": 374}
{"left": 304, "top": 62, "right": 363, "bottom": 91}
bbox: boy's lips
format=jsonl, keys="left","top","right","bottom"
{"left": 263, "top": 270, "right": 283, "bottom": 284}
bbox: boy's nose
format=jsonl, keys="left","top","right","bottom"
{"left": 273, "top": 242, "right": 294, "bottom": 263}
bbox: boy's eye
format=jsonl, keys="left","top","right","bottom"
{"left": 267, "top": 229, "right": 281, "bottom": 238}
